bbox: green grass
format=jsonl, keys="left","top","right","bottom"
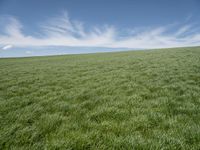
{"left": 0, "top": 47, "right": 200, "bottom": 149}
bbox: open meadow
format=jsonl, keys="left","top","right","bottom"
{"left": 0, "top": 47, "right": 200, "bottom": 149}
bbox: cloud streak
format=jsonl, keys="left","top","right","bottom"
{"left": 0, "top": 12, "right": 200, "bottom": 50}
{"left": 2, "top": 44, "right": 13, "bottom": 50}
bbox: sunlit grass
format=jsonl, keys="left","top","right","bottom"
{"left": 0, "top": 47, "right": 200, "bottom": 149}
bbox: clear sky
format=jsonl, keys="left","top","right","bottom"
{"left": 0, "top": 0, "right": 200, "bottom": 57}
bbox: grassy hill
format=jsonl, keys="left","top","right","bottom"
{"left": 0, "top": 47, "right": 200, "bottom": 149}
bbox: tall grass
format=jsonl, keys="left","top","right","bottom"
{"left": 0, "top": 47, "right": 200, "bottom": 149}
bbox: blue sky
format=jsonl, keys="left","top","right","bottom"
{"left": 0, "top": 0, "right": 200, "bottom": 57}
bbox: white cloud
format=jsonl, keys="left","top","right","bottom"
{"left": 0, "top": 12, "right": 200, "bottom": 49}
{"left": 25, "top": 50, "right": 32, "bottom": 54}
{"left": 175, "top": 25, "right": 191, "bottom": 36}
{"left": 2, "top": 44, "right": 13, "bottom": 50}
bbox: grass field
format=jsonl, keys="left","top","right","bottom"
{"left": 0, "top": 47, "right": 200, "bottom": 149}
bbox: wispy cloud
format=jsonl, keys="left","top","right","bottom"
{"left": 175, "top": 25, "right": 191, "bottom": 36}
{"left": 2, "top": 44, "right": 13, "bottom": 50}
{"left": 25, "top": 50, "right": 32, "bottom": 54}
{"left": 0, "top": 12, "right": 200, "bottom": 50}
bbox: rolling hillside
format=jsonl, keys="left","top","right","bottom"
{"left": 0, "top": 47, "right": 200, "bottom": 149}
